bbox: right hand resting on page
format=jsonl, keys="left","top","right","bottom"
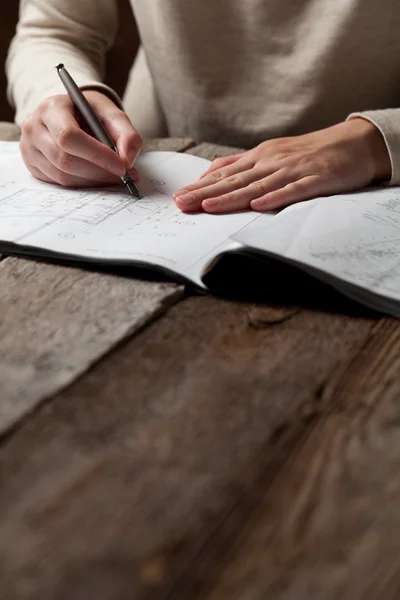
{"left": 20, "top": 90, "right": 142, "bottom": 187}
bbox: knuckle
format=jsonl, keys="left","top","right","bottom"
{"left": 55, "top": 150, "right": 71, "bottom": 172}
{"left": 285, "top": 181, "right": 300, "bottom": 194}
{"left": 251, "top": 179, "right": 270, "bottom": 194}
{"left": 56, "top": 126, "right": 76, "bottom": 150}
{"left": 39, "top": 94, "right": 66, "bottom": 113}
{"left": 38, "top": 96, "right": 56, "bottom": 114}
{"left": 38, "top": 97, "right": 51, "bottom": 113}
{"left": 209, "top": 170, "right": 225, "bottom": 182}
{"left": 21, "top": 116, "right": 34, "bottom": 137}
{"left": 271, "top": 151, "right": 288, "bottom": 163}
{"left": 226, "top": 175, "right": 243, "bottom": 188}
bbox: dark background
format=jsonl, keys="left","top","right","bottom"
{"left": 0, "top": 0, "right": 140, "bottom": 122}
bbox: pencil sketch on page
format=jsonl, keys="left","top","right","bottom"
{"left": 0, "top": 148, "right": 263, "bottom": 283}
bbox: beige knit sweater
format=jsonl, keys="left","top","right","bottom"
{"left": 6, "top": 0, "right": 400, "bottom": 182}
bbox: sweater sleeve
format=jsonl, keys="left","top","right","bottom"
{"left": 6, "top": 0, "right": 121, "bottom": 125}
{"left": 122, "top": 46, "right": 168, "bottom": 138}
{"left": 347, "top": 109, "right": 400, "bottom": 185}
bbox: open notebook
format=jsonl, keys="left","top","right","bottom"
{"left": 1, "top": 142, "right": 400, "bottom": 317}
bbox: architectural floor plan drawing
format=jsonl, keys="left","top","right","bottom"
{"left": 2, "top": 143, "right": 400, "bottom": 315}
{"left": 0, "top": 148, "right": 261, "bottom": 281}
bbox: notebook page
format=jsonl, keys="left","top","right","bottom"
{"left": 233, "top": 188, "right": 400, "bottom": 301}
{"left": 0, "top": 149, "right": 263, "bottom": 285}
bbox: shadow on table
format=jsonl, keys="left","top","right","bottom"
{"left": 201, "top": 251, "right": 382, "bottom": 319}
{"left": 8, "top": 252, "right": 381, "bottom": 320}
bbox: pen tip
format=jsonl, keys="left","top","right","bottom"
{"left": 56, "top": 63, "right": 64, "bottom": 72}
{"left": 126, "top": 179, "right": 141, "bottom": 198}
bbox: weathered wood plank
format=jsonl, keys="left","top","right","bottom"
{"left": 0, "top": 257, "right": 183, "bottom": 436}
{"left": 0, "top": 122, "right": 20, "bottom": 142}
{"left": 0, "top": 137, "right": 196, "bottom": 436}
{"left": 187, "top": 317, "right": 400, "bottom": 600}
{"left": 0, "top": 140, "right": 390, "bottom": 600}
{"left": 0, "top": 295, "right": 376, "bottom": 599}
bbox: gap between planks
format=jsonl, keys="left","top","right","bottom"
{"left": 168, "top": 317, "right": 400, "bottom": 600}
{"left": 0, "top": 137, "right": 195, "bottom": 438}
{"left": 0, "top": 294, "right": 382, "bottom": 600}
{"left": 1, "top": 135, "right": 395, "bottom": 600}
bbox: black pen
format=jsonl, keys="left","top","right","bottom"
{"left": 56, "top": 63, "right": 140, "bottom": 198}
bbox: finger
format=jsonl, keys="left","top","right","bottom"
{"left": 175, "top": 166, "right": 295, "bottom": 213}
{"left": 43, "top": 104, "right": 126, "bottom": 177}
{"left": 199, "top": 153, "right": 245, "bottom": 179}
{"left": 200, "top": 169, "right": 298, "bottom": 214}
{"left": 30, "top": 149, "right": 108, "bottom": 188}
{"left": 27, "top": 164, "right": 54, "bottom": 185}
{"left": 83, "top": 93, "right": 142, "bottom": 177}
{"left": 174, "top": 168, "right": 260, "bottom": 213}
{"left": 250, "top": 175, "right": 324, "bottom": 211}
{"left": 35, "top": 124, "right": 122, "bottom": 185}
{"left": 174, "top": 157, "right": 256, "bottom": 203}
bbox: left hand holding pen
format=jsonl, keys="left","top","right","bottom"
{"left": 173, "top": 119, "right": 391, "bottom": 213}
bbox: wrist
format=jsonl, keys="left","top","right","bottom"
{"left": 347, "top": 117, "right": 392, "bottom": 181}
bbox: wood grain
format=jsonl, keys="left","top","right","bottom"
{"left": 0, "top": 257, "right": 183, "bottom": 437}
{"left": 0, "top": 187, "right": 385, "bottom": 600}
{"left": 0, "top": 296, "right": 375, "bottom": 600}
{"left": 0, "top": 140, "right": 394, "bottom": 600}
{"left": 187, "top": 317, "right": 400, "bottom": 600}
{"left": 0, "top": 137, "right": 194, "bottom": 437}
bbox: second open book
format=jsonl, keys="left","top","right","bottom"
{"left": 1, "top": 142, "right": 400, "bottom": 317}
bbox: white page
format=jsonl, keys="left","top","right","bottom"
{"left": 0, "top": 149, "right": 265, "bottom": 286}
{"left": 234, "top": 188, "right": 400, "bottom": 301}
{"left": 0, "top": 142, "right": 20, "bottom": 162}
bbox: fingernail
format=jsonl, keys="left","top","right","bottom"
{"left": 251, "top": 199, "right": 265, "bottom": 209}
{"left": 175, "top": 193, "right": 197, "bottom": 205}
{"left": 108, "top": 159, "right": 124, "bottom": 177}
{"left": 202, "top": 198, "right": 218, "bottom": 207}
{"left": 173, "top": 189, "right": 186, "bottom": 198}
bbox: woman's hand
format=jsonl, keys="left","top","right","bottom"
{"left": 173, "top": 119, "right": 391, "bottom": 213}
{"left": 20, "top": 90, "right": 142, "bottom": 187}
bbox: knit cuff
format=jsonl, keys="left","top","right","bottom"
{"left": 347, "top": 110, "right": 400, "bottom": 185}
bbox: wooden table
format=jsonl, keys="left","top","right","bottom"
{"left": 1, "top": 123, "right": 400, "bottom": 600}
